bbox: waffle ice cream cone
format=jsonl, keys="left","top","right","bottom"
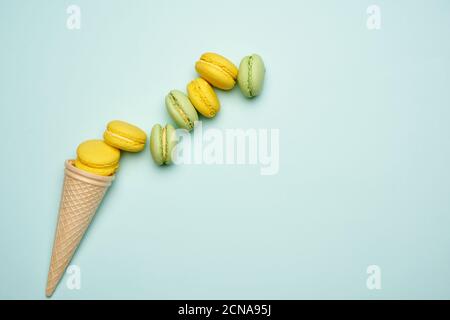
{"left": 45, "top": 160, "right": 114, "bottom": 297}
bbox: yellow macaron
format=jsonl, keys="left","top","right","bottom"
{"left": 195, "top": 52, "right": 238, "bottom": 90}
{"left": 103, "top": 120, "right": 147, "bottom": 152}
{"left": 187, "top": 78, "right": 220, "bottom": 118}
{"left": 75, "top": 140, "right": 120, "bottom": 176}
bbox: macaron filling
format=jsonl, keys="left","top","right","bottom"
{"left": 105, "top": 129, "right": 145, "bottom": 146}
{"left": 161, "top": 126, "right": 167, "bottom": 163}
{"left": 247, "top": 55, "right": 254, "bottom": 97}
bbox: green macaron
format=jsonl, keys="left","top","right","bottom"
{"left": 150, "top": 124, "right": 177, "bottom": 165}
{"left": 165, "top": 90, "right": 198, "bottom": 131}
{"left": 237, "top": 54, "right": 265, "bottom": 98}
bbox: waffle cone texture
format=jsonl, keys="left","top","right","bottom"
{"left": 45, "top": 160, "right": 114, "bottom": 297}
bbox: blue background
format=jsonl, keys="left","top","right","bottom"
{"left": 1, "top": 0, "right": 449, "bottom": 299}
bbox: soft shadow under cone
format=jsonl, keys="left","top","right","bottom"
{"left": 45, "top": 160, "right": 114, "bottom": 297}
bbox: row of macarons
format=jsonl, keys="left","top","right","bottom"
{"left": 155, "top": 52, "right": 265, "bottom": 165}
{"left": 167, "top": 52, "right": 265, "bottom": 128}
{"left": 73, "top": 52, "right": 265, "bottom": 175}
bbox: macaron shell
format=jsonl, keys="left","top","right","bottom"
{"left": 187, "top": 78, "right": 220, "bottom": 118}
{"left": 75, "top": 140, "right": 120, "bottom": 175}
{"left": 165, "top": 124, "right": 177, "bottom": 164}
{"left": 248, "top": 54, "right": 265, "bottom": 97}
{"left": 199, "top": 53, "right": 238, "bottom": 78}
{"left": 77, "top": 140, "right": 120, "bottom": 167}
{"left": 150, "top": 124, "right": 164, "bottom": 165}
{"left": 165, "top": 90, "right": 198, "bottom": 131}
{"left": 104, "top": 120, "right": 147, "bottom": 152}
{"left": 195, "top": 53, "right": 238, "bottom": 90}
{"left": 238, "top": 54, "right": 266, "bottom": 98}
{"left": 237, "top": 59, "right": 251, "bottom": 97}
